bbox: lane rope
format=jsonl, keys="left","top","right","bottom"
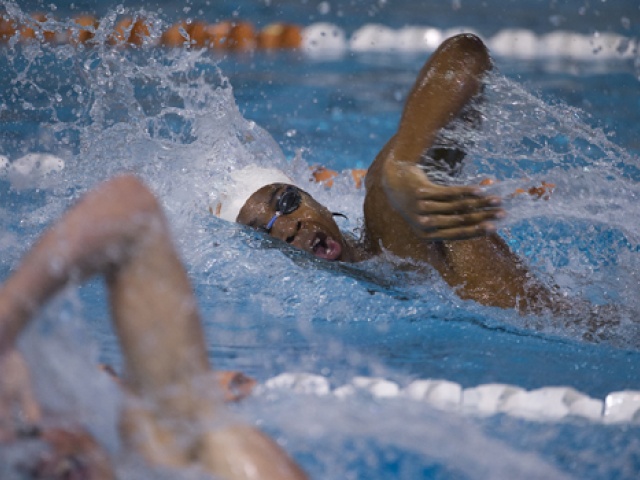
{"left": 260, "top": 372, "right": 640, "bottom": 424}
{"left": 0, "top": 12, "right": 636, "bottom": 60}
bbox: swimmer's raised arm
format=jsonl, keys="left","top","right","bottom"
{"left": 0, "top": 175, "right": 306, "bottom": 479}
{"left": 362, "top": 35, "right": 563, "bottom": 313}
{"left": 0, "top": 176, "right": 208, "bottom": 378}
{"left": 364, "top": 34, "right": 502, "bottom": 245}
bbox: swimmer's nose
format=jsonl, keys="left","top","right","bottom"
{"left": 272, "top": 217, "right": 301, "bottom": 244}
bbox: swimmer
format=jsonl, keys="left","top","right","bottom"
{"left": 223, "top": 33, "right": 561, "bottom": 314}
{"left": 0, "top": 176, "right": 306, "bottom": 479}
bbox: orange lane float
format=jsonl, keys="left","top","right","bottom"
{"left": 0, "top": 11, "right": 303, "bottom": 51}
{"left": 280, "top": 24, "right": 303, "bottom": 49}
{"left": 69, "top": 15, "right": 98, "bottom": 45}
{"left": 480, "top": 178, "right": 556, "bottom": 201}
{"left": 160, "top": 20, "right": 218, "bottom": 48}
{"left": 257, "top": 23, "right": 303, "bottom": 50}
{"left": 479, "top": 178, "right": 495, "bottom": 186}
{"left": 19, "top": 13, "right": 57, "bottom": 43}
{"left": 204, "top": 21, "right": 232, "bottom": 49}
{"left": 160, "top": 19, "right": 251, "bottom": 49}
{"left": 310, "top": 165, "right": 368, "bottom": 189}
{"left": 351, "top": 168, "right": 367, "bottom": 189}
{"left": 160, "top": 20, "right": 190, "bottom": 47}
{"left": 110, "top": 16, "right": 151, "bottom": 46}
{"left": 128, "top": 17, "right": 152, "bottom": 46}
{"left": 511, "top": 181, "right": 556, "bottom": 200}
{"left": 0, "top": 15, "right": 16, "bottom": 42}
{"left": 310, "top": 165, "right": 339, "bottom": 187}
{"left": 227, "top": 21, "right": 257, "bottom": 51}
{"left": 161, "top": 20, "right": 257, "bottom": 50}
{"left": 188, "top": 20, "right": 212, "bottom": 48}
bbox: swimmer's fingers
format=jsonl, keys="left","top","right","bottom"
{"left": 37, "top": 427, "right": 115, "bottom": 479}
{"left": 417, "top": 222, "right": 497, "bottom": 241}
{"left": 416, "top": 181, "right": 499, "bottom": 200}
{"left": 411, "top": 209, "right": 503, "bottom": 240}
{"left": 414, "top": 195, "right": 502, "bottom": 216}
{"left": 410, "top": 199, "right": 504, "bottom": 229}
{"left": 416, "top": 209, "right": 504, "bottom": 230}
{"left": 383, "top": 162, "right": 503, "bottom": 237}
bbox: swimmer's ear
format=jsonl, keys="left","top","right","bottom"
{"left": 332, "top": 212, "right": 348, "bottom": 220}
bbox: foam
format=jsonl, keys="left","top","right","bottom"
{"left": 261, "top": 372, "right": 640, "bottom": 424}
{"left": 0, "top": 153, "right": 66, "bottom": 190}
{"left": 302, "top": 23, "right": 637, "bottom": 60}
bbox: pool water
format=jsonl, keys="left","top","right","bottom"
{"left": 1, "top": 0, "right": 640, "bottom": 478}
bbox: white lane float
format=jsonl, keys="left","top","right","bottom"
{"left": 262, "top": 372, "right": 640, "bottom": 424}
{"left": 300, "top": 23, "right": 636, "bottom": 60}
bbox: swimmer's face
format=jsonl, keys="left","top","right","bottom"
{"left": 237, "top": 183, "right": 348, "bottom": 261}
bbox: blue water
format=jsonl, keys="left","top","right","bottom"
{"left": 1, "top": 0, "right": 640, "bottom": 478}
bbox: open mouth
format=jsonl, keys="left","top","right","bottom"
{"left": 310, "top": 232, "right": 342, "bottom": 261}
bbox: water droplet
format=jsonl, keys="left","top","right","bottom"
{"left": 549, "top": 15, "right": 565, "bottom": 27}
{"left": 318, "top": 1, "right": 331, "bottom": 15}
{"left": 620, "top": 17, "right": 631, "bottom": 30}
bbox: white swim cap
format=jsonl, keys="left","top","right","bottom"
{"left": 216, "top": 165, "right": 295, "bottom": 222}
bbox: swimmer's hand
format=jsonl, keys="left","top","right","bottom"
{"left": 382, "top": 161, "right": 504, "bottom": 241}
{"left": 30, "top": 427, "right": 115, "bottom": 479}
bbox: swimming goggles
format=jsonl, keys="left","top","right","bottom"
{"left": 265, "top": 185, "right": 302, "bottom": 232}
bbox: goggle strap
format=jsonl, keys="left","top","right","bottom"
{"left": 266, "top": 212, "right": 281, "bottom": 231}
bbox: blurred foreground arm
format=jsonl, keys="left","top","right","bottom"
{"left": 0, "top": 175, "right": 306, "bottom": 479}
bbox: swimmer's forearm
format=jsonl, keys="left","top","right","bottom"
{"left": 392, "top": 34, "right": 491, "bottom": 164}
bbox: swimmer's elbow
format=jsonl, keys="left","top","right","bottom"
{"left": 100, "top": 174, "right": 162, "bottom": 214}
{"left": 441, "top": 33, "right": 492, "bottom": 75}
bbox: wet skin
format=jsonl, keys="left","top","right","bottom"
{"left": 238, "top": 34, "right": 561, "bottom": 314}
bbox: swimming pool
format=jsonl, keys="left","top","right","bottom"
{"left": 1, "top": 0, "right": 640, "bottom": 478}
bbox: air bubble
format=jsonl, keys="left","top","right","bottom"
{"left": 318, "top": 1, "right": 331, "bottom": 15}
{"left": 620, "top": 17, "right": 631, "bottom": 30}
